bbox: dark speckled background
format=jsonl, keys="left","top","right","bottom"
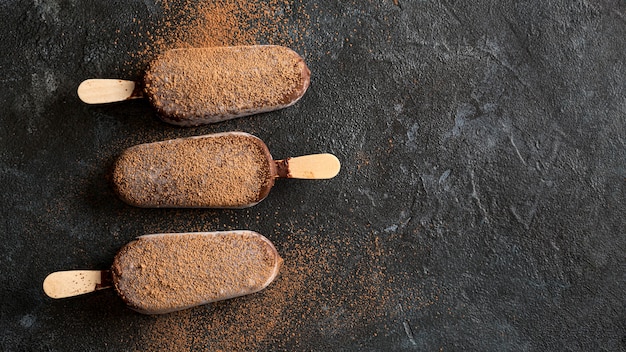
{"left": 1, "top": 0, "right": 625, "bottom": 350}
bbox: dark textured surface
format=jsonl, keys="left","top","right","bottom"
{"left": 1, "top": 0, "right": 625, "bottom": 351}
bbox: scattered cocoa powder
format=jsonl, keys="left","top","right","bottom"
{"left": 128, "top": 0, "right": 310, "bottom": 70}
{"left": 128, "top": 219, "right": 443, "bottom": 351}
{"left": 143, "top": 46, "right": 310, "bottom": 126}
{"left": 111, "top": 231, "right": 282, "bottom": 314}
{"left": 112, "top": 133, "right": 275, "bottom": 208}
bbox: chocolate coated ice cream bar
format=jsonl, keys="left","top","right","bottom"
{"left": 43, "top": 231, "right": 282, "bottom": 314}
{"left": 112, "top": 132, "right": 340, "bottom": 208}
{"left": 78, "top": 45, "right": 310, "bottom": 126}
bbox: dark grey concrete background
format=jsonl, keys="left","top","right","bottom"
{"left": 1, "top": 0, "right": 625, "bottom": 351}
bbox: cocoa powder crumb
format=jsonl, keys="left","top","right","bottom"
{"left": 111, "top": 231, "right": 281, "bottom": 314}
{"left": 128, "top": 0, "right": 311, "bottom": 70}
{"left": 112, "top": 133, "right": 275, "bottom": 208}
{"left": 131, "top": 221, "right": 442, "bottom": 351}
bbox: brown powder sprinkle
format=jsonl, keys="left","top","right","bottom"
{"left": 143, "top": 46, "right": 310, "bottom": 126}
{"left": 129, "top": 0, "right": 311, "bottom": 70}
{"left": 112, "top": 132, "right": 275, "bottom": 208}
{"left": 111, "top": 231, "right": 282, "bottom": 314}
{"left": 131, "top": 222, "right": 443, "bottom": 351}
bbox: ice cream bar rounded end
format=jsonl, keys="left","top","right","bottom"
{"left": 145, "top": 45, "right": 311, "bottom": 126}
{"left": 111, "top": 231, "right": 283, "bottom": 314}
{"left": 111, "top": 132, "right": 276, "bottom": 209}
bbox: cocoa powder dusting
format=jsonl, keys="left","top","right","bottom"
{"left": 129, "top": 0, "right": 310, "bottom": 68}
{"left": 143, "top": 46, "right": 309, "bottom": 124}
{"left": 131, "top": 221, "right": 442, "bottom": 351}
{"left": 111, "top": 231, "right": 281, "bottom": 314}
{"left": 112, "top": 133, "right": 274, "bottom": 208}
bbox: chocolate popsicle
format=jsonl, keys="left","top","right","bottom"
{"left": 43, "top": 231, "right": 282, "bottom": 314}
{"left": 111, "top": 132, "right": 341, "bottom": 208}
{"left": 77, "top": 45, "right": 310, "bottom": 126}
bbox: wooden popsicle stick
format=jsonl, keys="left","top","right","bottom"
{"left": 77, "top": 79, "right": 143, "bottom": 104}
{"left": 43, "top": 270, "right": 112, "bottom": 299}
{"left": 275, "top": 153, "right": 341, "bottom": 179}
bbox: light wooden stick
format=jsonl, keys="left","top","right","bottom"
{"left": 77, "top": 79, "right": 143, "bottom": 104}
{"left": 276, "top": 153, "right": 341, "bottom": 179}
{"left": 43, "top": 270, "right": 112, "bottom": 299}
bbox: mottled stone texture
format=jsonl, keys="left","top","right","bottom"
{"left": 0, "top": 0, "right": 624, "bottom": 351}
